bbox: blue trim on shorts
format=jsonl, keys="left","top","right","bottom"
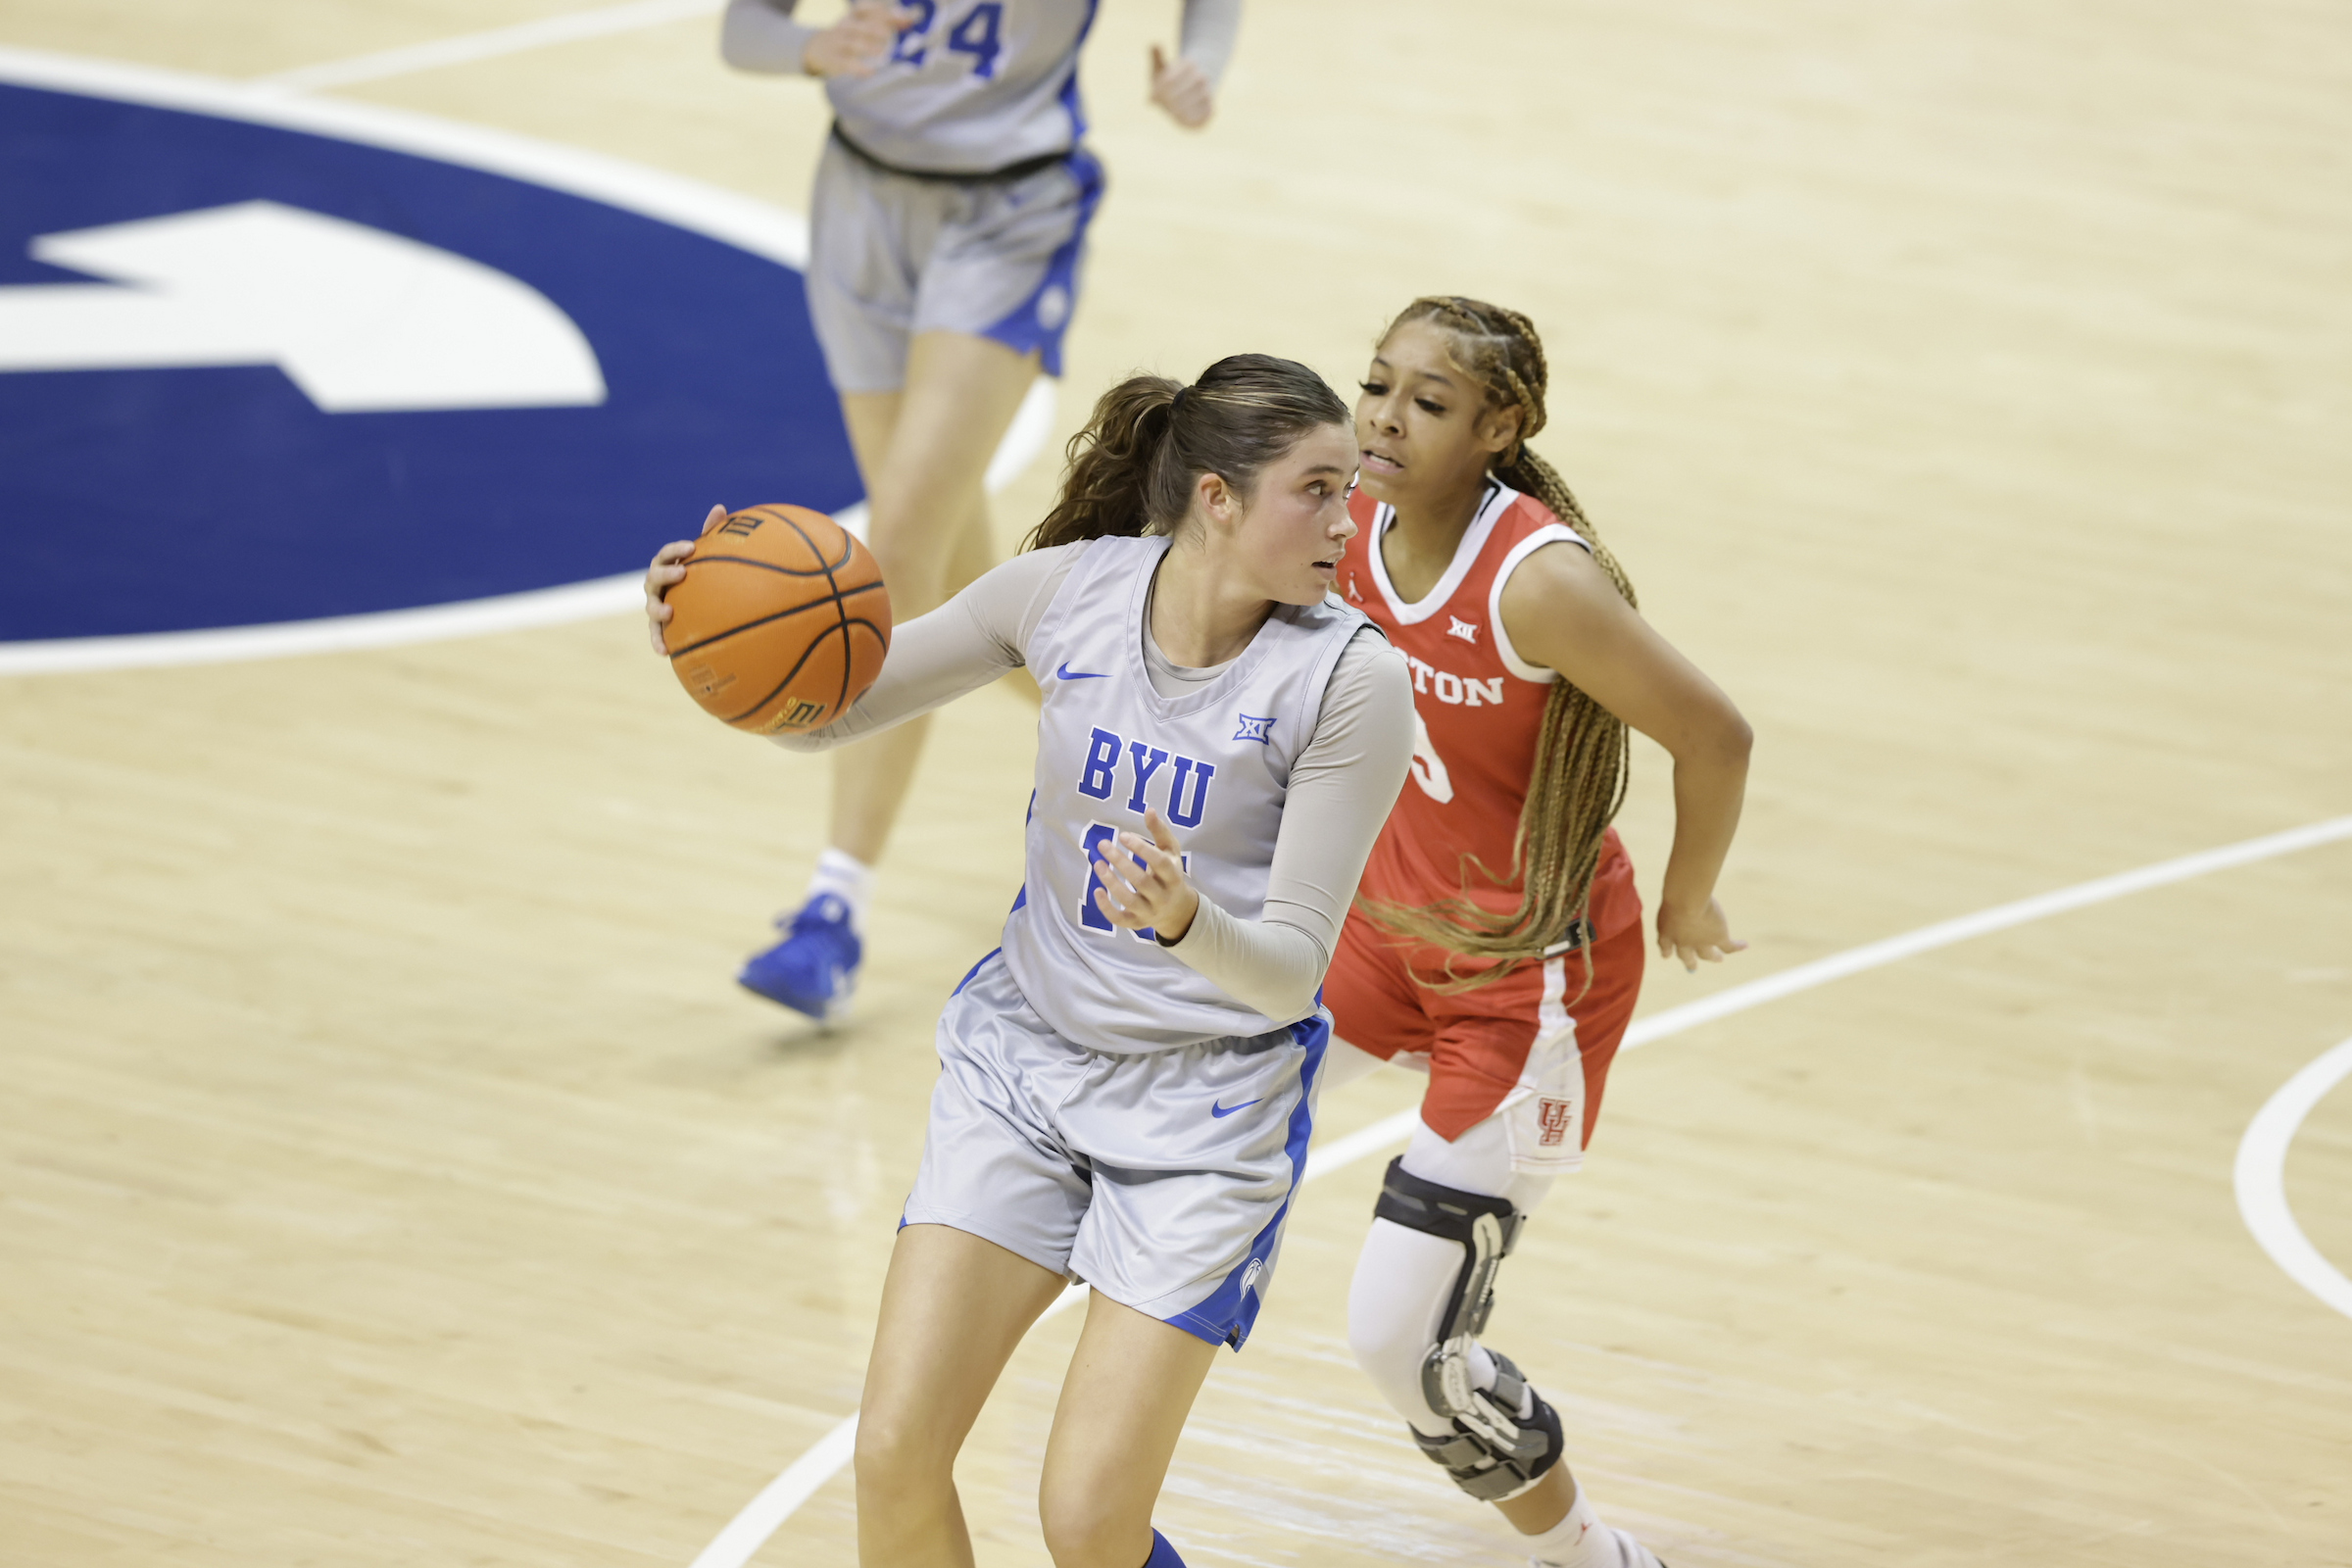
{"left": 1001, "top": 0, "right": 1098, "bottom": 376}
{"left": 979, "top": 146, "right": 1103, "bottom": 378}
{"left": 1161, "top": 1010, "right": 1330, "bottom": 1350}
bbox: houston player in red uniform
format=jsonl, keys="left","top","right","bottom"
{"left": 1321, "top": 298, "right": 1752, "bottom": 1568}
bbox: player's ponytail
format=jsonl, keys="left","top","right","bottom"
{"left": 1027, "top": 355, "right": 1349, "bottom": 550}
{"left": 1359, "top": 297, "right": 1640, "bottom": 997}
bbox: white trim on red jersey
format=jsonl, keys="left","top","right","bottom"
{"left": 1364, "top": 480, "right": 1512, "bottom": 625}
{"left": 1487, "top": 522, "right": 1592, "bottom": 684}
{"left": 1362, "top": 476, "right": 1598, "bottom": 683}
{"left": 1363, "top": 476, "right": 1595, "bottom": 683}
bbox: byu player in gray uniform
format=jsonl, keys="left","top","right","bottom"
{"left": 719, "top": 0, "right": 1245, "bottom": 1025}
{"left": 646, "top": 356, "right": 1412, "bottom": 1567}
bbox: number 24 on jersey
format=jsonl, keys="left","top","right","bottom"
{"left": 888, "top": 1, "right": 1005, "bottom": 78}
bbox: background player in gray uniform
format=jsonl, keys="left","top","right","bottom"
{"left": 719, "top": 0, "right": 1245, "bottom": 1021}
{"left": 644, "top": 355, "right": 1413, "bottom": 1567}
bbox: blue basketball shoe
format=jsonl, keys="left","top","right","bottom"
{"left": 737, "top": 894, "right": 860, "bottom": 1021}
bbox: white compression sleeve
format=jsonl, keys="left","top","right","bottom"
{"left": 1346, "top": 1115, "right": 1559, "bottom": 1431}
{"left": 1159, "top": 630, "right": 1413, "bottom": 1020}
{"left": 1348, "top": 1216, "right": 1472, "bottom": 1434}
{"left": 764, "top": 546, "right": 1080, "bottom": 753}
{"left": 719, "top": 0, "right": 817, "bottom": 74}
{"left": 772, "top": 549, "right": 1413, "bottom": 1024}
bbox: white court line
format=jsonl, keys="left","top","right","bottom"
{"left": 0, "top": 48, "right": 812, "bottom": 268}
{"left": 0, "top": 377, "right": 1052, "bottom": 677}
{"left": 249, "top": 0, "right": 723, "bottom": 96}
{"left": 689, "top": 812, "right": 2352, "bottom": 1568}
{"left": 0, "top": 574, "right": 647, "bottom": 675}
{"left": 2234, "top": 1036, "right": 2352, "bottom": 1321}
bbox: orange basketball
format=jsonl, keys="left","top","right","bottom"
{"left": 664, "top": 504, "right": 892, "bottom": 734}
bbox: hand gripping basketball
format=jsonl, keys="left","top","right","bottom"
{"left": 645, "top": 504, "right": 892, "bottom": 734}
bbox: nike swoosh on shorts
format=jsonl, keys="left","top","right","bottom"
{"left": 1210, "top": 1098, "right": 1263, "bottom": 1118}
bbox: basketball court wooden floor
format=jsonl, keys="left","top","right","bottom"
{"left": 2, "top": 2, "right": 2347, "bottom": 1565}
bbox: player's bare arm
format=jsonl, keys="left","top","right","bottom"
{"left": 1149, "top": 45, "right": 1215, "bottom": 127}
{"left": 1150, "top": 0, "right": 1240, "bottom": 127}
{"left": 803, "top": 0, "right": 908, "bottom": 79}
{"left": 718, "top": 0, "right": 904, "bottom": 78}
{"left": 1499, "top": 541, "right": 1752, "bottom": 970}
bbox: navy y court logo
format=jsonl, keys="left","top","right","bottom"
{"left": 0, "top": 50, "right": 862, "bottom": 666}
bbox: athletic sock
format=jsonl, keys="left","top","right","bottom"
{"left": 1523, "top": 1487, "right": 1619, "bottom": 1568}
{"left": 1142, "top": 1527, "right": 1188, "bottom": 1568}
{"left": 803, "top": 849, "right": 874, "bottom": 929}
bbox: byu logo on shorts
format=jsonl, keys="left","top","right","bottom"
{"left": 0, "top": 58, "right": 859, "bottom": 658}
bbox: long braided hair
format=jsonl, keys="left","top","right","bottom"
{"left": 1359, "top": 296, "right": 1640, "bottom": 993}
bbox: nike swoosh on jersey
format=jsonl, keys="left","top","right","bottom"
{"left": 1209, "top": 1098, "right": 1263, "bottom": 1118}
{"left": 1055, "top": 662, "right": 1108, "bottom": 679}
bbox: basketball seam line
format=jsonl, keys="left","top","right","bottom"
{"left": 666, "top": 593, "right": 856, "bottom": 662}
{"left": 719, "top": 616, "right": 845, "bottom": 725}
{"left": 778, "top": 510, "right": 858, "bottom": 725}
{"left": 686, "top": 553, "right": 871, "bottom": 578}
{"left": 713, "top": 508, "right": 864, "bottom": 725}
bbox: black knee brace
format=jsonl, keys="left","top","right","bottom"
{"left": 1374, "top": 1156, "right": 1565, "bottom": 1501}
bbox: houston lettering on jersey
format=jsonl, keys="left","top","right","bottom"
{"left": 1398, "top": 654, "right": 1505, "bottom": 708}
{"left": 1341, "top": 483, "right": 1641, "bottom": 940}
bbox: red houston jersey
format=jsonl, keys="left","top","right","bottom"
{"left": 1340, "top": 480, "right": 1640, "bottom": 942}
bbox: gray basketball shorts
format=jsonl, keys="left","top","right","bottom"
{"left": 805, "top": 136, "right": 1104, "bottom": 394}
{"left": 902, "top": 951, "right": 1330, "bottom": 1349}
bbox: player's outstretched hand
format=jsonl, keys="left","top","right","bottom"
{"left": 1094, "top": 808, "right": 1202, "bottom": 942}
{"left": 806, "top": 0, "right": 906, "bottom": 79}
{"left": 1655, "top": 897, "right": 1747, "bottom": 974}
{"left": 1148, "top": 45, "right": 1213, "bottom": 128}
{"left": 643, "top": 505, "right": 725, "bottom": 656}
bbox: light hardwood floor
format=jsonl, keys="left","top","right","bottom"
{"left": 1, "top": 3, "right": 2347, "bottom": 1565}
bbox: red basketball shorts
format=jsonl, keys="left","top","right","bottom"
{"left": 1326, "top": 902, "right": 1646, "bottom": 1172}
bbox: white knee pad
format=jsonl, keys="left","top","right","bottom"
{"left": 1347, "top": 1215, "right": 1463, "bottom": 1430}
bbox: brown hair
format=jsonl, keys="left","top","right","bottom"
{"left": 1359, "top": 296, "right": 1640, "bottom": 993}
{"left": 1025, "top": 354, "right": 1350, "bottom": 550}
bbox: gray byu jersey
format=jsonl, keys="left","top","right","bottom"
{"left": 829, "top": 0, "right": 1096, "bottom": 174}
{"left": 1002, "top": 534, "right": 1369, "bottom": 1054}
